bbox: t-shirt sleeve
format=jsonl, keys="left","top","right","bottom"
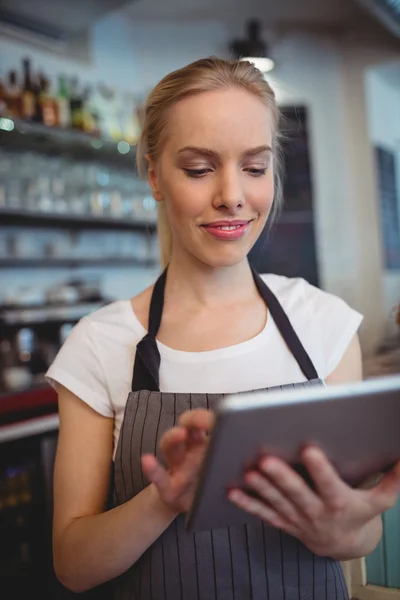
{"left": 45, "top": 317, "right": 113, "bottom": 418}
{"left": 301, "top": 279, "right": 364, "bottom": 378}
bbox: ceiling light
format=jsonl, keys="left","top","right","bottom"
{"left": 231, "top": 20, "right": 275, "bottom": 73}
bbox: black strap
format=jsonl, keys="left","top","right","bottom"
{"left": 251, "top": 269, "right": 319, "bottom": 381}
{"left": 132, "top": 267, "right": 318, "bottom": 392}
{"left": 131, "top": 269, "right": 167, "bottom": 392}
{"left": 148, "top": 268, "right": 167, "bottom": 338}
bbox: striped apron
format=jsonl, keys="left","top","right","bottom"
{"left": 112, "top": 269, "right": 349, "bottom": 600}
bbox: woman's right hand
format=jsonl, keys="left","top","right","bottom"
{"left": 141, "top": 409, "right": 215, "bottom": 514}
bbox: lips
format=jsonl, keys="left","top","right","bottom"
{"left": 201, "top": 220, "right": 251, "bottom": 241}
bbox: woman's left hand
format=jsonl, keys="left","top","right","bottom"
{"left": 228, "top": 446, "right": 400, "bottom": 558}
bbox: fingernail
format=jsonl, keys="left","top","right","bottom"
{"left": 228, "top": 490, "right": 240, "bottom": 503}
{"left": 245, "top": 472, "right": 258, "bottom": 485}
{"left": 260, "top": 459, "right": 271, "bottom": 474}
{"left": 191, "top": 429, "right": 203, "bottom": 442}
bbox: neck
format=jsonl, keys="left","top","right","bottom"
{"left": 165, "top": 250, "right": 257, "bottom": 308}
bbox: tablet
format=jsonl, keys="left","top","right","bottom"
{"left": 186, "top": 375, "right": 400, "bottom": 532}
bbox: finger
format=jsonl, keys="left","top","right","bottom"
{"left": 260, "top": 456, "right": 324, "bottom": 520}
{"left": 300, "top": 446, "right": 348, "bottom": 512}
{"left": 159, "top": 427, "right": 188, "bottom": 467}
{"left": 228, "top": 488, "right": 299, "bottom": 537}
{"left": 368, "top": 460, "right": 400, "bottom": 513}
{"left": 141, "top": 454, "right": 172, "bottom": 498}
{"left": 179, "top": 409, "right": 215, "bottom": 432}
{"left": 358, "top": 472, "right": 384, "bottom": 490}
{"left": 244, "top": 471, "right": 299, "bottom": 525}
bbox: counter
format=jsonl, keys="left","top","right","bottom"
{"left": 0, "top": 383, "right": 58, "bottom": 427}
{"left": 0, "top": 413, "right": 59, "bottom": 444}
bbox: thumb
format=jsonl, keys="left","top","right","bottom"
{"left": 179, "top": 409, "right": 215, "bottom": 432}
{"left": 141, "top": 454, "right": 172, "bottom": 499}
{"left": 369, "top": 460, "right": 400, "bottom": 514}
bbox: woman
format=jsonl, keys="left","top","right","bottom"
{"left": 47, "top": 57, "right": 400, "bottom": 600}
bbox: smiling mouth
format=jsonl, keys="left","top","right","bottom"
{"left": 214, "top": 224, "right": 242, "bottom": 231}
{"left": 200, "top": 220, "right": 253, "bottom": 240}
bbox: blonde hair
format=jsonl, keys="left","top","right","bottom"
{"left": 136, "top": 57, "right": 283, "bottom": 268}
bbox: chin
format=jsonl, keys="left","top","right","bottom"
{"left": 195, "top": 245, "right": 252, "bottom": 269}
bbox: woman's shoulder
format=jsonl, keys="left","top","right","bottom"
{"left": 83, "top": 299, "right": 136, "bottom": 329}
{"left": 46, "top": 298, "right": 148, "bottom": 418}
{"left": 82, "top": 291, "right": 150, "bottom": 341}
{"left": 260, "top": 273, "right": 363, "bottom": 377}
{"left": 259, "top": 273, "right": 353, "bottom": 315}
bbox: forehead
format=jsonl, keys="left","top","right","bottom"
{"left": 165, "top": 87, "right": 273, "bottom": 153}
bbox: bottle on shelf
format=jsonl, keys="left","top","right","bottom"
{"left": 82, "top": 86, "right": 98, "bottom": 135}
{"left": 108, "top": 87, "right": 122, "bottom": 141}
{"left": 4, "top": 70, "right": 22, "bottom": 119}
{"left": 90, "top": 83, "right": 108, "bottom": 138}
{"left": 95, "top": 82, "right": 120, "bottom": 140}
{"left": 38, "top": 74, "right": 58, "bottom": 127}
{"left": 120, "top": 92, "right": 141, "bottom": 145}
{"left": 69, "top": 77, "right": 84, "bottom": 130}
{"left": 57, "top": 75, "right": 71, "bottom": 129}
{"left": 0, "top": 70, "right": 7, "bottom": 117}
{"left": 21, "top": 58, "right": 37, "bottom": 122}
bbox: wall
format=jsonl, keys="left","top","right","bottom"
{"left": 365, "top": 68, "right": 400, "bottom": 334}
{"left": 0, "top": 13, "right": 230, "bottom": 98}
{"left": 0, "top": 14, "right": 231, "bottom": 300}
{"left": 1, "top": 11, "right": 398, "bottom": 351}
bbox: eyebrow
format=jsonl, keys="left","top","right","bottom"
{"left": 177, "top": 145, "right": 272, "bottom": 159}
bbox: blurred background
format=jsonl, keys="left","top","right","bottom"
{"left": 0, "top": 0, "right": 399, "bottom": 598}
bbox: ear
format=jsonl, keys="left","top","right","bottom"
{"left": 146, "top": 154, "right": 163, "bottom": 203}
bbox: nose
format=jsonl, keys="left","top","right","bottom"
{"left": 212, "top": 168, "right": 245, "bottom": 212}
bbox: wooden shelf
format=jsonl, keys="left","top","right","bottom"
{"left": 0, "top": 257, "right": 158, "bottom": 269}
{"left": 0, "top": 207, "right": 157, "bottom": 232}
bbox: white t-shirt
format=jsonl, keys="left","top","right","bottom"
{"left": 46, "top": 274, "right": 363, "bottom": 457}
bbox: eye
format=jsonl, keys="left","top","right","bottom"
{"left": 245, "top": 167, "right": 268, "bottom": 177}
{"left": 183, "top": 168, "right": 211, "bottom": 178}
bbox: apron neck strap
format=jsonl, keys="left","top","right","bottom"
{"left": 131, "top": 268, "right": 167, "bottom": 392}
{"left": 148, "top": 268, "right": 167, "bottom": 338}
{"left": 250, "top": 268, "right": 318, "bottom": 381}
{"left": 131, "top": 266, "right": 318, "bottom": 392}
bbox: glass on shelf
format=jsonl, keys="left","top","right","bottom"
{"left": 0, "top": 145, "right": 160, "bottom": 231}
{"left": 69, "top": 192, "right": 89, "bottom": 215}
{"left": 90, "top": 191, "right": 113, "bottom": 217}
{"left": 110, "top": 191, "right": 122, "bottom": 218}
{"left": 95, "top": 167, "right": 110, "bottom": 188}
{"left": 132, "top": 194, "right": 157, "bottom": 221}
{"left": 5, "top": 179, "right": 23, "bottom": 209}
{"left": 121, "top": 194, "right": 134, "bottom": 219}
{"left": 143, "top": 195, "right": 157, "bottom": 222}
{"left": 35, "top": 176, "right": 54, "bottom": 213}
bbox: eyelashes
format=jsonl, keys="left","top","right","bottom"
{"left": 184, "top": 168, "right": 210, "bottom": 177}
{"left": 246, "top": 168, "right": 268, "bottom": 177}
{"left": 183, "top": 168, "right": 268, "bottom": 179}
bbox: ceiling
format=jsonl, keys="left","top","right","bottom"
{"left": 0, "top": 0, "right": 398, "bottom": 43}
{"left": 122, "top": 0, "right": 368, "bottom": 28}
{"left": 0, "top": 0, "right": 132, "bottom": 38}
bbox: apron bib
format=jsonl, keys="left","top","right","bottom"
{"left": 112, "top": 269, "right": 349, "bottom": 600}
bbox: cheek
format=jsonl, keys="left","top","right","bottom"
{"left": 248, "top": 175, "right": 275, "bottom": 213}
{"left": 165, "top": 179, "right": 209, "bottom": 222}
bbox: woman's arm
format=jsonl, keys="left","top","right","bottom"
{"left": 53, "top": 386, "right": 177, "bottom": 593}
{"left": 325, "top": 333, "right": 363, "bottom": 385}
{"left": 325, "top": 332, "right": 382, "bottom": 559}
